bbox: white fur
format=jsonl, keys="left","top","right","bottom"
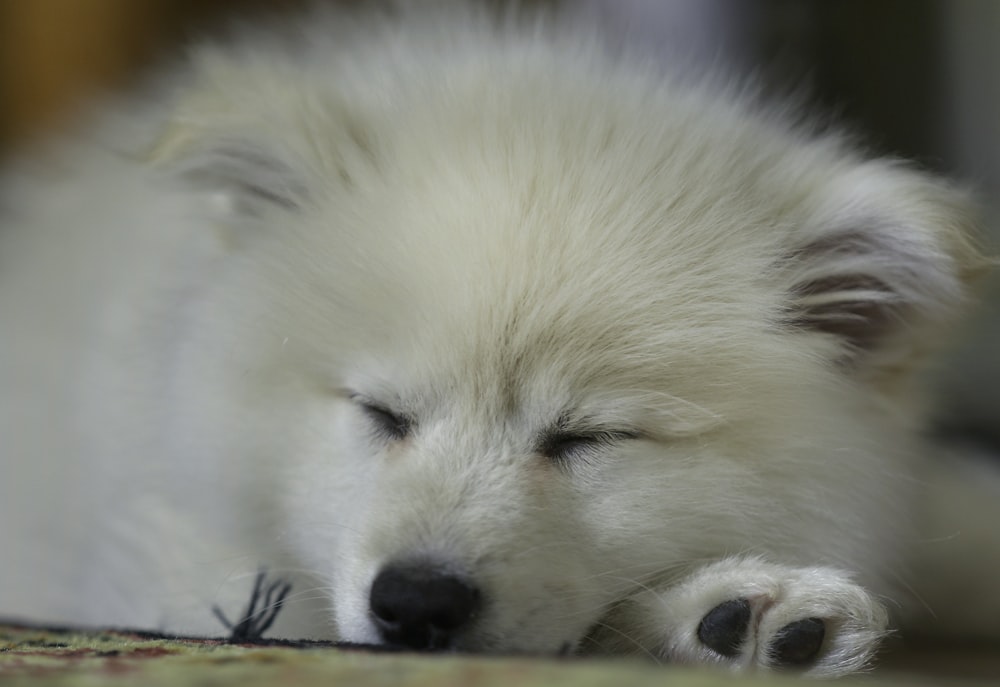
{"left": 0, "top": 4, "right": 993, "bottom": 678}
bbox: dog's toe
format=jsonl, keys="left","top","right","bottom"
{"left": 636, "top": 558, "right": 886, "bottom": 676}
{"left": 696, "top": 599, "right": 826, "bottom": 667}
{"left": 697, "top": 598, "right": 751, "bottom": 657}
{"left": 769, "top": 617, "right": 825, "bottom": 666}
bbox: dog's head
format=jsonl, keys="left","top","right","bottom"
{"left": 153, "top": 16, "right": 985, "bottom": 652}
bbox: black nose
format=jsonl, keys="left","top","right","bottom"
{"left": 369, "top": 562, "right": 481, "bottom": 650}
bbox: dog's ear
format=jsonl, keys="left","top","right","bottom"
{"left": 143, "top": 47, "right": 374, "bottom": 221}
{"left": 145, "top": 58, "right": 310, "bottom": 218}
{"left": 783, "top": 160, "right": 989, "bottom": 376}
{"left": 152, "top": 135, "right": 308, "bottom": 216}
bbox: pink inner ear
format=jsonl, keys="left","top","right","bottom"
{"left": 789, "top": 273, "right": 901, "bottom": 354}
{"left": 782, "top": 229, "right": 919, "bottom": 358}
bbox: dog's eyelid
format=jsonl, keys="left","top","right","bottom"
{"left": 347, "top": 392, "right": 413, "bottom": 441}
{"left": 537, "top": 426, "right": 641, "bottom": 463}
{"left": 572, "top": 428, "right": 641, "bottom": 442}
{"left": 345, "top": 390, "right": 401, "bottom": 413}
{"left": 550, "top": 413, "right": 643, "bottom": 440}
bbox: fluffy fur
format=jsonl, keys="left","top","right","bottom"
{"left": 0, "top": 3, "right": 995, "bottom": 678}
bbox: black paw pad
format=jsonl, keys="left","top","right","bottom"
{"left": 697, "top": 598, "right": 752, "bottom": 657}
{"left": 771, "top": 617, "right": 825, "bottom": 666}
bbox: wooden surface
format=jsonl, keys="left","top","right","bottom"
{"left": 0, "top": 0, "right": 307, "bottom": 147}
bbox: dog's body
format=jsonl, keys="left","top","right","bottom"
{"left": 1, "top": 4, "right": 996, "bottom": 677}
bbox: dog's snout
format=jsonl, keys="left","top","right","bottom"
{"left": 369, "top": 562, "right": 481, "bottom": 650}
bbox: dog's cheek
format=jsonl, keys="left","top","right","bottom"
{"left": 277, "top": 403, "right": 380, "bottom": 571}
{"left": 570, "top": 441, "right": 766, "bottom": 575}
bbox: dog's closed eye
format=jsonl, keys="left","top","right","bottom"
{"left": 353, "top": 397, "right": 412, "bottom": 441}
{"left": 538, "top": 429, "right": 639, "bottom": 465}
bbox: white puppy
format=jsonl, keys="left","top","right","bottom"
{"left": 0, "top": 3, "right": 995, "bottom": 678}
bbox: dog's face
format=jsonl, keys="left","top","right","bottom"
{"left": 160, "top": 44, "right": 980, "bottom": 651}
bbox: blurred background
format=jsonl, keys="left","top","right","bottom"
{"left": 1, "top": 0, "right": 997, "bottom": 442}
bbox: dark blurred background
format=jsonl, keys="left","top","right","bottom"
{"left": 1, "top": 0, "right": 997, "bottom": 441}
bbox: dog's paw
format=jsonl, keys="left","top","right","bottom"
{"left": 646, "top": 557, "right": 889, "bottom": 677}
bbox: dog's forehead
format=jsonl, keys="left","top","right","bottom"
{"left": 366, "top": 264, "right": 812, "bottom": 438}
{"left": 334, "top": 159, "right": 801, "bottom": 393}
{"left": 310, "top": 75, "right": 850, "bottom": 411}
{"left": 385, "top": 175, "right": 787, "bottom": 363}
{"left": 379, "top": 223, "right": 789, "bottom": 411}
